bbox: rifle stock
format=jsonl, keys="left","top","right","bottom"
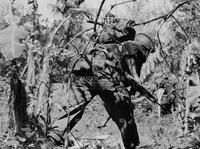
{"left": 125, "top": 72, "right": 166, "bottom": 110}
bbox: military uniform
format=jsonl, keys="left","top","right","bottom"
{"left": 66, "top": 47, "right": 140, "bottom": 148}
{"left": 65, "top": 31, "right": 154, "bottom": 149}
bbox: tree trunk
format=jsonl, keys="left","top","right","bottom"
{"left": 10, "top": 74, "right": 27, "bottom": 136}
{"left": 34, "top": 52, "right": 50, "bottom": 116}
{"left": 26, "top": 49, "right": 36, "bottom": 116}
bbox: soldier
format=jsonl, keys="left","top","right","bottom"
{"left": 65, "top": 32, "right": 155, "bottom": 148}
{"left": 68, "top": 49, "right": 140, "bottom": 149}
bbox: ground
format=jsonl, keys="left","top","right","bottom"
{"left": 1, "top": 81, "right": 200, "bottom": 149}
{"left": 63, "top": 97, "right": 200, "bottom": 149}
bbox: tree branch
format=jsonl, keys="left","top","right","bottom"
{"left": 105, "top": 0, "right": 136, "bottom": 17}
{"left": 56, "top": 27, "right": 93, "bottom": 57}
{"left": 50, "top": 16, "right": 71, "bottom": 45}
{"left": 171, "top": 15, "right": 190, "bottom": 40}
{"left": 87, "top": 20, "right": 123, "bottom": 33}
{"left": 132, "top": 15, "right": 166, "bottom": 27}
{"left": 88, "top": 0, "right": 191, "bottom": 30}
{"left": 163, "top": 0, "right": 191, "bottom": 22}
{"left": 132, "top": 0, "right": 191, "bottom": 27}
{"left": 94, "top": 0, "right": 106, "bottom": 32}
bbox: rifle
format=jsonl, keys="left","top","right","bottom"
{"left": 98, "top": 73, "right": 166, "bottom": 129}
{"left": 125, "top": 72, "right": 166, "bottom": 109}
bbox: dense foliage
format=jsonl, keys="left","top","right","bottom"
{"left": 1, "top": 0, "right": 200, "bottom": 148}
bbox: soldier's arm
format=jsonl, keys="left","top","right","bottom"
{"left": 124, "top": 57, "right": 141, "bottom": 83}
{"left": 125, "top": 72, "right": 157, "bottom": 103}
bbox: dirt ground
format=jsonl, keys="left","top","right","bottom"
{"left": 63, "top": 97, "right": 200, "bottom": 149}
{"left": 1, "top": 81, "right": 200, "bottom": 149}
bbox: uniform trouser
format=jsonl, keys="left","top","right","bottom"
{"left": 69, "top": 79, "right": 140, "bottom": 149}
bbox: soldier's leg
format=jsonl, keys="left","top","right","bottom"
{"left": 99, "top": 90, "right": 139, "bottom": 149}
{"left": 56, "top": 80, "right": 97, "bottom": 132}
{"left": 69, "top": 77, "right": 98, "bottom": 106}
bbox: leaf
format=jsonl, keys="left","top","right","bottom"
{"left": 0, "top": 5, "right": 29, "bottom": 60}
{"left": 188, "top": 85, "right": 200, "bottom": 101}
{"left": 40, "top": 115, "right": 46, "bottom": 123}
{"left": 157, "top": 88, "right": 165, "bottom": 101}
{"left": 48, "top": 131, "right": 61, "bottom": 142}
{"left": 21, "top": 126, "right": 33, "bottom": 132}
{"left": 0, "top": 24, "right": 29, "bottom": 60}
{"left": 16, "top": 135, "right": 27, "bottom": 142}
{"left": 28, "top": 144, "right": 36, "bottom": 147}
{"left": 58, "top": 99, "right": 91, "bottom": 120}
{"left": 25, "top": 131, "right": 35, "bottom": 138}
{"left": 63, "top": 109, "right": 85, "bottom": 135}
{"left": 6, "top": 139, "right": 19, "bottom": 146}
{"left": 47, "top": 130, "right": 64, "bottom": 144}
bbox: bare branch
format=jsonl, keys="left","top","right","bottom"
{"left": 87, "top": 0, "right": 191, "bottom": 31}
{"left": 106, "top": 0, "right": 136, "bottom": 17}
{"left": 56, "top": 27, "right": 94, "bottom": 57}
{"left": 87, "top": 20, "right": 123, "bottom": 33}
{"left": 87, "top": 20, "right": 104, "bottom": 26}
{"left": 50, "top": 16, "right": 71, "bottom": 45}
{"left": 163, "top": 0, "right": 191, "bottom": 22}
{"left": 132, "top": 0, "right": 191, "bottom": 27}
{"left": 156, "top": 21, "right": 180, "bottom": 82}
{"left": 94, "top": 0, "right": 106, "bottom": 32}
{"left": 81, "top": 37, "right": 92, "bottom": 55}
{"left": 133, "top": 15, "right": 166, "bottom": 27}
{"left": 70, "top": 42, "right": 80, "bottom": 54}
{"left": 171, "top": 15, "right": 190, "bottom": 40}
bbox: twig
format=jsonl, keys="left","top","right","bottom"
{"left": 132, "top": 0, "right": 191, "bottom": 27}
{"left": 156, "top": 19, "right": 181, "bottom": 84}
{"left": 88, "top": 0, "right": 191, "bottom": 31}
{"left": 64, "top": 27, "right": 93, "bottom": 49}
{"left": 81, "top": 37, "right": 92, "bottom": 55}
{"left": 157, "top": 22, "right": 172, "bottom": 71}
{"left": 66, "top": 78, "right": 72, "bottom": 136}
{"left": 97, "top": 117, "right": 110, "bottom": 129}
{"left": 155, "top": 0, "right": 192, "bottom": 80}
{"left": 69, "top": 42, "right": 80, "bottom": 54}
{"left": 88, "top": 20, "right": 104, "bottom": 26}
{"left": 94, "top": 0, "right": 106, "bottom": 32}
{"left": 20, "top": 64, "right": 28, "bottom": 78}
{"left": 69, "top": 132, "right": 82, "bottom": 148}
{"left": 163, "top": 0, "right": 191, "bottom": 22}
{"left": 111, "top": 0, "right": 135, "bottom": 10}
{"left": 87, "top": 20, "right": 123, "bottom": 33}
{"left": 57, "top": 27, "right": 93, "bottom": 57}
{"left": 171, "top": 15, "right": 190, "bottom": 40}
{"left": 50, "top": 16, "right": 71, "bottom": 45}
{"left": 105, "top": 0, "right": 136, "bottom": 17}
{"left": 133, "top": 15, "right": 166, "bottom": 27}
{"left": 194, "top": 4, "right": 200, "bottom": 13}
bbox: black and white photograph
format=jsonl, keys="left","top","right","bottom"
{"left": 0, "top": 0, "right": 200, "bottom": 148}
